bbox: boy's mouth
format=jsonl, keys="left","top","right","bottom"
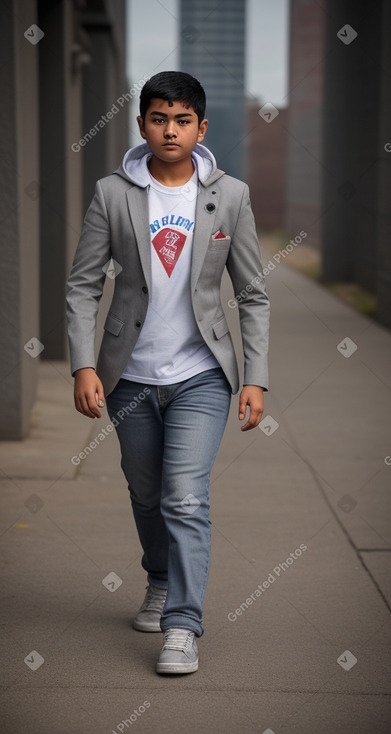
{"left": 163, "top": 142, "right": 180, "bottom": 147}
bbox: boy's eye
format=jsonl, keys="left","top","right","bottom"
{"left": 151, "top": 118, "right": 190, "bottom": 125}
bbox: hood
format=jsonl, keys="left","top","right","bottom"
{"left": 113, "top": 142, "right": 225, "bottom": 188}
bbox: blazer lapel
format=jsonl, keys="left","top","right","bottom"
{"left": 125, "top": 186, "right": 152, "bottom": 293}
{"left": 190, "top": 184, "right": 219, "bottom": 293}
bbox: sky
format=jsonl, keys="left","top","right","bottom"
{"left": 126, "top": 0, "right": 289, "bottom": 140}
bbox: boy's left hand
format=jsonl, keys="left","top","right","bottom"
{"left": 238, "top": 385, "right": 264, "bottom": 431}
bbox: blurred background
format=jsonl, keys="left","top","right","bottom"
{"left": 1, "top": 0, "right": 390, "bottom": 439}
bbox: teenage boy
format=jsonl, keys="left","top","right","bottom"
{"left": 66, "top": 71, "right": 270, "bottom": 675}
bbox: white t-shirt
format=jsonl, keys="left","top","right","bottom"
{"left": 120, "top": 161, "right": 220, "bottom": 385}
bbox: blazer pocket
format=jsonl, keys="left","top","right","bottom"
{"left": 103, "top": 312, "right": 124, "bottom": 336}
{"left": 212, "top": 316, "right": 229, "bottom": 340}
{"left": 210, "top": 235, "right": 231, "bottom": 251}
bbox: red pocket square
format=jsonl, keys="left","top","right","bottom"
{"left": 213, "top": 230, "right": 227, "bottom": 239}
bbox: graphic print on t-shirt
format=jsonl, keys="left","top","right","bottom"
{"left": 152, "top": 228, "right": 187, "bottom": 277}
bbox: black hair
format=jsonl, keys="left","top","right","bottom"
{"left": 139, "top": 71, "right": 206, "bottom": 124}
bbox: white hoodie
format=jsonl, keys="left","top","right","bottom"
{"left": 119, "top": 143, "right": 220, "bottom": 385}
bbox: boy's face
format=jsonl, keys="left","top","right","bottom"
{"left": 137, "top": 98, "right": 208, "bottom": 164}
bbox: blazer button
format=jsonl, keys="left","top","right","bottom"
{"left": 135, "top": 320, "right": 142, "bottom": 328}
{"left": 142, "top": 286, "right": 148, "bottom": 293}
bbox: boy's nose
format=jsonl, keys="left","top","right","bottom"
{"left": 164, "top": 125, "right": 177, "bottom": 137}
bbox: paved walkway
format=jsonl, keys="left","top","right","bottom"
{"left": 1, "top": 244, "right": 391, "bottom": 733}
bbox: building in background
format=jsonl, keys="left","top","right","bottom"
{"left": 179, "top": 0, "right": 246, "bottom": 180}
{"left": 321, "top": 0, "right": 390, "bottom": 323}
{"left": 285, "top": 0, "right": 391, "bottom": 328}
{"left": 0, "top": 0, "right": 128, "bottom": 439}
{"left": 245, "top": 98, "right": 287, "bottom": 232}
{"left": 284, "top": 0, "right": 324, "bottom": 247}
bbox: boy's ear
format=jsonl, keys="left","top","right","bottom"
{"left": 197, "top": 118, "right": 208, "bottom": 142}
{"left": 137, "top": 115, "right": 147, "bottom": 139}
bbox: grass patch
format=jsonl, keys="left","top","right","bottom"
{"left": 260, "top": 232, "right": 377, "bottom": 320}
{"left": 325, "top": 282, "right": 377, "bottom": 318}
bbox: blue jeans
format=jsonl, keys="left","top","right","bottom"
{"left": 105, "top": 366, "right": 232, "bottom": 637}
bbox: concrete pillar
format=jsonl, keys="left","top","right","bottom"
{"left": 38, "top": 0, "right": 86, "bottom": 360}
{"left": 246, "top": 101, "right": 287, "bottom": 231}
{"left": 376, "top": 0, "right": 391, "bottom": 327}
{"left": 353, "top": 3, "right": 382, "bottom": 293}
{"left": 285, "top": 0, "right": 325, "bottom": 247}
{"left": 321, "top": 0, "right": 380, "bottom": 286}
{"left": 0, "top": 0, "right": 128, "bottom": 439}
{"left": 81, "top": 3, "right": 129, "bottom": 210}
{"left": 64, "top": 3, "right": 85, "bottom": 283}
{"left": 0, "top": 0, "right": 40, "bottom": 439}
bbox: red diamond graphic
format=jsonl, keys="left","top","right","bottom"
{"left": 152, "top": 228, "right": 187, "bottom": 277}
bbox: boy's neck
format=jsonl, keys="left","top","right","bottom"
{"left": 147, "top": 155, "right": 195, "bottom": 187}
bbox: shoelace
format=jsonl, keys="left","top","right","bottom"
{"left": 162, "top": 629, "right": 193, "bottom": 651}
{"left": 139, "top": 585, "right": 167, "bottom": 614}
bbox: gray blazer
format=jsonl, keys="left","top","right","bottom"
{"left": 66, "top": 161, "right": 270, "bottom": 397}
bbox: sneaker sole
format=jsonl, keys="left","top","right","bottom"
{"left": 156, "top": 660, "right": 199, "bottom": 675}
{"left": 133, "top": 619, "right": 162, "bottom": 632}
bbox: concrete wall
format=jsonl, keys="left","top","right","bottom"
{"left": 287, "top": 0, "right": 391, "bottom": 328}
{"left": 78, "top": 0, "right": 129, "bottom": 359}
{"left": 376, "top": 0, "right": 391, "bottom": 327}
{"left": 245, "top": 101, "right": 287, "bottom": 232}
{"left": 0, "top": 0, "right": 128, "bottom": 439}
{"left": 321, "top": 0, "right": 391, "bottom": 326}
{"left": 0, "top": 0, "right": 40, "bottom": 439}
{"left": 81, "top": 3, "right": 129, "bottom": 209}
{"left": 321, "top": 0, "right": 379, "bottom": 285}
{"left": 284, "top": 0, "right": 324, "bottom": 247}
{"left": 38, "top": 0, "right": 69, "bottom": 360}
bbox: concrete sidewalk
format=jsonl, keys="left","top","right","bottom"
{"left": 1, "top": 250, "right": 391, "bottom": 733}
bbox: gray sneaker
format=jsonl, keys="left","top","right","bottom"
{"left": 156, "top": 628, "right": 199, "bottom": 674}
{"left": 133, "top": 584, "right": 167, "bottom": 632}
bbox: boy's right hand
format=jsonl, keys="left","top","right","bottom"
{"left": 74, "top": 368, "right": 105, "bottom": 419}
